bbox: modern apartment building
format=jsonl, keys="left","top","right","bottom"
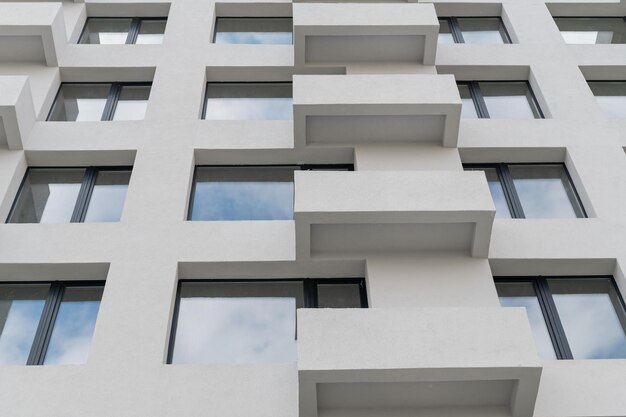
{"left": 1, "top": 0, "right": 626, "bottom": 416}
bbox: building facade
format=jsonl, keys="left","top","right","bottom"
{"left": 1, "top": 0, "right": 626, "bottom": 416}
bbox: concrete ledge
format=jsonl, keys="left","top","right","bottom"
{"left": 0, "top": 76, "right": 36, "bottom": 150}
{"left": 293, "top": 3, "right": 438, "bottom": 66}
{"left": 293, "top": 74, "right": 461, "bottom": 148}
{"left": 298, "top": 307, "right": 542, "bottom": 417}
{"left": 294, "top": 170, "right": 495, "bottom": 258}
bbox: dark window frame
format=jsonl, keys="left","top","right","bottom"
{"left": 495, "top": 276, "right": 626, "bottom": 360}
{"left": 0, "top": 280, "right": 105, "bottom": 365}
{"left": 46, "top": 82, "right": 152, "bottom": 122}
{"left": 464, "top": 162, "right": 587, "bottom": 218}
{"left": 78, "top": 17, "right": 167, "bottom": 45}
{"left": 457, "top": 81, "right": 545, "bottom": 119}
{"left": 212, "top": 16, "right": 294, "bottom": 44}
{"left": 187, "top": 164, "right": 353, "bottom": 221}
{"left": 201, "top": 81, "right": 292, "bottom": 120}
{"left": 167, "top": 277, "right": 368, "bottom": 364}
{"left": 439, "top": 17, "right": 512, "bottom": 44}
{"left": 6, "top": 166, "right": 133, "bottom": 224}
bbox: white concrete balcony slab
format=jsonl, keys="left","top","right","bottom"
{"left": 0, "top": 3, "right": 66, "bottom": 66}
{"left": 293, "top": 74, "right": 461, "bottom": 148}
{"left": 298, "top": 307, "right": 542, "bottom": 417}
{"left": 294, "top": 170, "right": 494, "bottom": 258}
{"left": 293, "top": 3, "right": 438, "bottom": 66}
{"left": 0, "top": 76, "right": 36, "bottom": 150}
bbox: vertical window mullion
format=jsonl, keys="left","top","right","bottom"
{"left": 536, "top": 278, "right": 574, "bottom": 359}
{"left": 303, "top": 278, "right": 316, "bottom": 308}
{"left": 71, "top": 168, "right": 98, "bottom": 223}
{"left": 499, "top": 164, "right": 526, "bottom": 218}
{"left": 126, "top": 18, "right": 141, "bottom": 44}
{"left": 450, "top": 18, "right": 465, "bottom": 43}
{"left": 359, "top": 279, "right": 369, "bottom": 308}
{"left": 470, "top": 82, "right": 490, "bottom": 118}
{"left": 102, "top": 83, "right": 121, "bottom": 121}
{"left": 28, "top": 283, "right": 64, "bottom": 365}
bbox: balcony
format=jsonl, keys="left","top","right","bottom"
{"left": 0, "top": 76, "right": 36, "bottom": 150}
{"left": 298, "top": 307, "right": 542, "bottom": 417}
{"left": 293, "top": 74, "right": 461, "bottom": 149}
{"left": 294, "top": 170, "right": 494, "bottom": 259}
{"left": 293, "top": 3, "right": 439, "bottom": 66}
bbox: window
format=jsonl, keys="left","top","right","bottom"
{"left": 189, "top": 165, "right": 350, "bottom": 221}
{"left": 457, "top": 81, "right": 543, "bottom": 119}
{"left": 554, "top": 17, "right": 626, "bottom": 44}
{"left": 168, "top": 278, "right": 367, "bottom": 364}
{"left": 496, "top": 277, "right": 626, "bottom": 360}
{"left": 203, "top": 82, "right": 292, "bottom": 120}
{"left": 438, "top": 17, "right": 511, "bottom": 44}
{"left": 464, "top": 164, "right": 586, "bottom": 219}
{"left": 7, "top": 167, "right": 132, "bottom": 224}
{"left": 214, "top": 17, "right": 292, "bottom": 44}
{"left": 79, "top": 17, "right": 167, "bottom": 44}
{"left": 47, "top": 83, "right": 151, "bottom": 121}
{"left": 588, "top": 81, "right": 626, "bottom": 118}
{"left": 0, "top": 282, "right": 104, "bottom": 365}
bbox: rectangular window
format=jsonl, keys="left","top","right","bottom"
{"left": 554, "top": 17, "right": 626, "bottom": 44}
{"left": 587, "top": 81, "right": 626, "bottom": 118}
{"left": 438, "top": 17, "right": 511, "bottom": 44}
{"left": 496, "top": 277, "right": 626, "bottom": 360}
{"left": 0, "top": 282, "right": 104, "bottom": 365}
{"left": 189, "top": 165, "right": 351, "bottom": 221}
{"left": 203, "top": 82, "right": 292, "bottom": 120}
{"left": 7, "top": 167, "right": 132, "bottom": 224}
{"left": 79, "top": 17, "right": 167, "bottom": 44}
{"left": 48, "top": 83, "right": 151, "bottom": 122}
{"left": 464, "top": 163, "right": 586, "bottom": 219}
{"left": 457, "top": 81, "right": 543, "bottom": 119}
{"left": 214, "top": 17, "right": 292, "bottom": 44}
{"left": 168, "top": 278, "right": 367, "bottom": 364}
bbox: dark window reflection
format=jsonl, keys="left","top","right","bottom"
{"left": 79, "top": 18, "right": 132, "bottom": 44}
{"left": 204, "top": 83, "right": 292, "bottom": 120}
{"left": 457, "top": 17, "right": 509, "bottom": 44}
{"left": 317, "top": 283, "right": 362, "bottom": 308}
{"left": 214, "top": 18, "right": 293, "bottom": 45}
{"left": 48, "top": 84, "right": 111, "bottom": 121}
{"left": 136, "top": 19, "right": 166, "bottom": 44}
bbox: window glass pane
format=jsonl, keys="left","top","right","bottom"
{"left": 48, "top": 84, "right": 111, "bottom": 122}
{"left": 588, "top": 81, "right": 626, "bottom": 118}
{"left": 171, "top": 281, "right": 303, "bottom": 364}
{"left": 43, "top": 286, "right": 103, "bottom": 365}
{"left": 554, "top": 18, "right": 626, "bottom": 44}
{"left": 79, "top": 18, "right": 132, "bottom": 44}
{"left": 465, "top": 167, "right": 512, "bottom": 218}
{"left": 135, "top": 19, "right": 166, "bottom": 44}
{"left": 8, "top": 169, "right": 86, "bottom": 224}
{"left": 509, "top": 164, "right": 583, "bottom": 218}
{"left": 112, "top": 85, "right": 150, "bottom": 121}
{"left": 191, "top": 167, "right": 294, "bottom": 221}
{"left": 317, "top": 283, "right": 363, "bottom": 308}
{"left": 204, "top": 83, "right": 292, "bottom": 120}
{"left": 83, "top": 170, "right": 131, "bottom": 223}
{"left": 438, "top": 19, "right": 455, "bottom": 44}
{"left": 0, "top": 284, "right": 50, "bottom": 365}
{"left": 214, "top": 18, "right": 293, "bottom": 45}
{"left": 479, "top": 82, "right": 540, "bottom": 119}
{"left": 457, "top": 84, "right": 478, "bottom": 118}
{"left": 457, "top": 17, "right": 508, "bottom": 44}
{"left": 548, "top": 278, "right": 626, "bottom": 359}
{"left": 496, "top": 282, "right": 557, "bottom": 359}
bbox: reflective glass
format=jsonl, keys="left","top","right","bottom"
{"left": 0, "top": 285, "right": 50, "bottom": 365}
{"left": 466, "top": 168, "right": 511, "bottom": 218}
{"left": 548, "top": 279, "right": 626, "bottom": 359}
{"left": 8, "top": 169, "right": 85, "bottom": 224}
{"left": 555, "top": 18, "right": 626, "bottom": 44}
{"left": 79, "top": 18, "right": 132, "bottom": 44}
{"left": 457, "top": 17, "right": 509, "bottom": 44}
{"left": 438, "top": 19, "right": 455, "bottom": 44}
{"left": 84, "top": 170, "right": 131, "bottom": 223}
{"left": 479, "top": 82, "right": 541, "bottom": 119}
{"left": 588, "top": 81, "right": 626, "bottom": 118}
{"left": 214, "top": 18, "right": 292, "bottom": 45}
{"left": 204, "top": 83, "right": 292, "bottom": 120}
{"left": 191, "top": 167, "right": 294, "bottom": 221}
{"left": 171, "top": 281, "right": 303, "bottom": 364}
{"left": 496, "top": 282, "right": 557, "bottom": 359}
{"left": 112, "top": 85, "right": 150, "bottom": 121}
{"left": 43, "top": 286, "right": 103, "bottom": 365}
{"left": 317, "top": 283, "right": 362, "bottom": 308}
{"left": 135, "top": 20, "right": 166, "bottom": 44}
{"left": 509, "top": 165, "right": 583, "bottom": 218}
{"left": 458, "top": 84, "right": 479, "bottom": 118}
{"left": 48, "top": 84, "right": 111, "bottom": 121}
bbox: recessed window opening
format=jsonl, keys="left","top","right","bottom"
{"left": 202, "top": 82, "right": 292, "bottom": 120}
{"left": 438, "top": 17, "right": 511, "bottom": 44}
{"left": 457, "top": 81, "right": 544, "bottom": 119}
{"left": 587, "top": 81, "right": 626, "bottom": 118}
{"left": 554, "top": 17, "right": 626, "bottom": 44}
{"left": 214, "top": 17, "right": 292, "bottom": 44}
{"left": 79, "top": 17, "right": 167, "bottom": 45}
